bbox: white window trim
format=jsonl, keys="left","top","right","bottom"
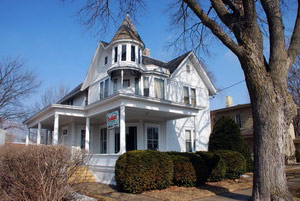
{"left": 145, "top": 123, "right": 160, "bottom": 151}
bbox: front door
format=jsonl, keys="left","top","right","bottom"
{"left": 126, "top": 126, "right": 137, "bottom": 151}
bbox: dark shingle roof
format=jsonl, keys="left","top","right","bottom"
{"left": 110, "top": 14, "right": 144, "bottom": 46}
{"left": 57, "top": 83, "right": 83, "bottom": 104}
{"left": 101, "top": 41, "right": 109, "bottom": 47}
{"left": 142, "top": 51, "right": 192, "bottom": 73}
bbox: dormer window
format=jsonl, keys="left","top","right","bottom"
{"left": 131, "top": 45, "right": 136, "bottom": 62}
{"left": 114, "top": 46, "right": 118, "bottom": 63}
{"left": 121, "top": 45, "right": 126, "bottom": 61}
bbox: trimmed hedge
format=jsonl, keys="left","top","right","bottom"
{"left": 166, "top": 152, "right": 208, "bottom": 187}
{"left": 115, "top": 150, "right": 173, "bottom": 193}
{"left": 196, "top": 151, "right": 226, "bottom": 181}
{"left": 214, "top": 150, "right": 246, "bottom": 179}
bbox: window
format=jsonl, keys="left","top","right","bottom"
{"left": 143, "top": 77, "right": 149, "bottom": 97}
{"left": 113, "top": 78, "right": 118, "bottom": 94}
{"left": 114, "top": 46, "right": 118, "bottom": 62}
{"left": 185, "top": 130, "right": 192, "bottom": 152}
{"left": 85, "top": 90, "right": 88, "bottom": 106}
{"left": 121, "top": 44, "right": 126, "bottom": 61}
{"left": 184, "top": 86, "right": 190, "bottom": 104}
{"left": 100, "top": 128, "right": 107, "bottom": 154}
{"left": 235, "top": 114, "right": 242, "bottom": 128}
{"left": 191, "top": 88, "right": 196, "bottom": 106}
{"left": 131, "top": 45, "right": 135, "bottom": 62}
{"left": 104, "top": 56, "right": 108, "bottom": 65}
{"left": 62, "top": 128, "right": 68, "bottom": 136}
{"left": 80, "top": 130, "right": 85, "bottom": 149}
{"left": 154, "top": 78, "right": 164, "bottom": 99}
{"left": 147, "top": 127, "right": 158, "bottom": 150}
{"left": 135, "top": 78, "right": 140, "bottom": 95}
{"left": 186, "top": 64, "right": 191, "bottom": 73}
{"left": 67, "top": 99, "right": 73, "bottom": 105}
{"left": 100, "top": 79, "right": 109, "bottom": 100}
{"left": 193, "top": 130, "right": 196, "bottom": 150}
{"left": 115, "top": 128, "right": 120, "bottom": 153}
{"left": 138, "top": 47, "right": 141, "bottom": 64}
{"left": 123, "top": 79, "right": 130, "bottom": 88}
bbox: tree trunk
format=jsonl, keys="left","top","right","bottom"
{"left": 239, "top": 53, "right": 296, "bottom": 201}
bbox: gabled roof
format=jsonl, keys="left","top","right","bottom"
{"left": 211, "top": 103, "right": 251, "bottom": 113}
{"left": 57, "top": 83, "right": 83, "bottom": 104}
{"left": 110, "top": 13, "right": 144, "bottom": 46}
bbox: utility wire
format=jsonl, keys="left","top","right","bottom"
{"left": 218, "top": 80, "right": 245, "bottom": 92}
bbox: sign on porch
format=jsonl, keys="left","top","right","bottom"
{"left": 107, "top": 111, "right": 119, "bottom": 129}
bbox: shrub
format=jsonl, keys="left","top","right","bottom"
{"left": 115, "top": 150, "right": 173, "bottom": 193}
{"left": 209, "top": 116, "right": 253, "bottom": 172}
{"left": 296, "top": 150, "right": 300, "bottom": 163}
{"left": 196, "top": 151, "right": 226, "bottom": 181}
{"left": 0, "top": 144, "right": 86, "bottom": 201}
{"left": 167, "top": 152, "right": 208, "bottom": 186}
{"left": 214, "top": 150, "right": 246, "bottom": 179}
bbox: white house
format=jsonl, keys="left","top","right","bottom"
{"left": 24, "top": 14, "right": 217, "bottom": 184}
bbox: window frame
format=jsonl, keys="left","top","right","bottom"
{"left": 114, "top": 46, "right": 118, "bottom": 63}
{"left": 191, "top": 88, "right": 196, "bottom": 106}
{"left": 121, "top": 44, "right": 127, "bottom": 61}
{"left": 235, "top": 114, "right": 242, "bottom": 128}
{"left": 123, "top": 79, "right": 130, "bottom": 88}
{"left": 185, "top": 130, "right": 192, "bottom": 152}
{"left": 143, "top": 77, "right": 150, "bottom": 97}
{"left": 104, "top": 56, "right": 108, "bottom": 65}
{"left": 131, "top": 45, "right": 136, "bottom": 62}
{"left": 145, "top": 124, "right": 160, "bottom": 151}
{"left": 100, "top": 78, "right": 109, "bottom": 100}
{"left": 183, "top": 86, "right": 190, "bottom": 104}
{"left": 154, "top": 78, "right": 165, "bottom": 99}
{"left": 100, "top": 128, "right": 107, "bottom": 154}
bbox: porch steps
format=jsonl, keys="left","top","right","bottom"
{"left": 69, "top": 166, "right": 97, "bottom": 183}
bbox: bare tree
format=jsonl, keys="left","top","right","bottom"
{"left": 32, "top": 82, "right": 70, "bottom": 113}
{"left": 0, "top": 57, "right": 40, "bottom": 121}
{"left": 65, "top": 0, "right": 300, "bottom": 200}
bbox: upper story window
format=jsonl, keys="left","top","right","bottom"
{"left": 191, "top": 88, "right": 196, "bottom": 106}
{"left": 186, "top": 64, "right": 191, "bottom": 73}
{"left": 184, "top": 86, "right": 190, "bottom": 104}
{"left": 113, "top": 78, "right": 118, "bottom": 94}
{"left": 114, "top": 46, "right": 118, "bottom": 63}
{"left": 85, "top": 90, "right": 88, "bottom": 106}
{"left": 143, "top": 77, "right": 149, "bottom": 97}
{"left": 121, "top": 45, "right": 127, "bottom": 61}
{"left": 100, "top": 79, "right": 109, "bottom": 100}
{"left": 235, "top": 114, "right": 242, "bottom": 128}
{"left": 135, "top": 78, "right": 139, "bottom": 95}
{"left": 131, "top": 45, "right": 136, "bottom": 62}
{"left": 104, "top": 56, "right": 108, "bottom": 65}
{"left": 138, "top": 48, "right": 141, "bottom": 64}
{"left": 154, "top": 78, "right": 164, "bottom": 99}
{"left": 123, "top": 79, "right": 130, "bottom": 88}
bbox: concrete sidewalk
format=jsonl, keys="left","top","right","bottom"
{"left": 193, "top": 188, "right": 252, "bottom": 201}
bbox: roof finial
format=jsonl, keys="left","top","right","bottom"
{"left": 126, "top": 12, "right": 130, "bottom": 18}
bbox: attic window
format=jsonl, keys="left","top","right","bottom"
{"left": 186, "top": 65, "right": 191, "bottom": 73}
{"left": 104, "top": 56, "right": 108, "bottom": 65}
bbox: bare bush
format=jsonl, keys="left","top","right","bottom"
{"left": 0, "top": 144, "right": 88, "bottom": 201}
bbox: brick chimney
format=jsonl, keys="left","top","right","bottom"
{"left": 143, "top": 48, "right": 150, "bottom": 57}
{"left": 225, "top": 96, "right": 233, "bottom": 107}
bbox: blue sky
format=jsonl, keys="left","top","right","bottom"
{"left": 0, "top": 0, "right": 250, "bottom": 110}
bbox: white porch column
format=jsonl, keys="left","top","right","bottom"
{"left": 121, "top": 69, "right": 124, "bottom": 91}
{"left": 26, "top": 128, "right": 30, "bottom": 145}
{"left": 37, "top": 122, "right": 41, "bottom": 145}
{"left": 119, "top": 105, "right": 126, "bottom": 154}
{"left": 85, "top": 117, "right": 90, "bottom": 152}
{"left": 140, "top": 75, "right": 144, "bottom": 96}
{"left": 53, "top": 114, "right": 59, "bottom": 145}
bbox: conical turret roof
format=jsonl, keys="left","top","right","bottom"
{"left": 110, "top": 13, "right": 144, "bottom": 47}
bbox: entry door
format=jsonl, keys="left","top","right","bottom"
{"left": 80, "top": 130, "right": 86, "bottom": 149}
{"left": 126, "top": 126, "right": 137, "bottom": 151}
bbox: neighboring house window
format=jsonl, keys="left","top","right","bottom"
{"left": 114, "top": 46, "right": 118, "bottom": 63}
{"left": 115, "top": 128, "right": 120, "bottom": 153}
{"left": 135, "top": 77, "right": 140, "bottom": 95}
{"left": 80, "top": 130, "right": 85, "bottom": 149}
{"left": 185, "top": 130, "right": 192, "bottom": 152}
{"left": 138, "top": 47, "right": 141, "bottom": 64}
{"left": 100, "top": 128, "right": 107, "bottom": 154}
{"left": 131, "top": 45, "right": 135, "bottom": 62}
{"left": 123, "top": 79, "right": 130, "bottom": 88}
{"left": 184, "top": 86, "right": 190, "bottom": 104}
{"left": 100, "top": 79, "right": 109, "bottom": 99}
{"left": 104, "top": 56, "right": 108, "bottom": 65}
{"left": 113, "top": 78, "right": 118, "bottom": 94}
{"left": 186, "top": 64, "right": 191, "bottom": 73}
{"left": 235, "top": 114, "right": 242, "bottom": 128}
{"left": 154, "top": 78, "right": 164, "bottom": 99}
{"left": 121, "top": 44, "right": 126, "bottom": 61}
{"left": 191, "top": 88, "right": 196, "bottom": 106}
{"left": 68, "top": 99, "right": 73, "bottom": 105}
{"left": 85, "top": 90, "right": 88, "bottom": 106}
{"left": 147, "top": 127, "right": 158, "bottom": 150}
{"left": 143, "top": 77, "right": 149, "bottom": 97}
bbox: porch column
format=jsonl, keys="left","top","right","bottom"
{"left": 85, "top": 117, "right": 90, "bottom": 152}
{"left": 140, "top": 75, "right": 144, "bottom": 96}
{"left": 53, "top": 114, "right": 59, "bottom": 145}
{"left": 121, "top": 69, "right": 124, "bottom": 91}
{"left": 119, "top": 105, "right": 126, "bottom": 154}
{"left": 37, "top": 122, "right": 41, "bottom": 145}
{"left": 26, "top": 128, "right": 30, "bottom": 145}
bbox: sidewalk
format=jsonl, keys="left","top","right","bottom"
{"left": 193, "top": 188, "right": 252, "bottom": 201}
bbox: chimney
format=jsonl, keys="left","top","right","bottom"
{"left": 225, "top": 96, "right": 233, "bottom": 107}
{"left": 143, "top": 48, "right": 150, "bottom": 57}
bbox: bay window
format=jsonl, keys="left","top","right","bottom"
{"left": 143, "top": 77, "right": 149, "bottom": 97}
{"left": 131, "top": 45, "right": 135, "bottom": 62}
{"left": 154, "top": 78, "right": 164, "bottom": 99}
{"left": 121, "top": 44, "right": 126, "bottom": 61}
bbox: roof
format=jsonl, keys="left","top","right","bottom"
{"left": 142, "top": 51, "right": 192, "bottom": 73}
{"left": 211, "top": 103, "right": 251, "bottom": 113}
{"left": 110, "top": 13, "right": 144, "bottom": 46}
{"left": 57, "top": 83, "right": 83, "bottom": 104}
